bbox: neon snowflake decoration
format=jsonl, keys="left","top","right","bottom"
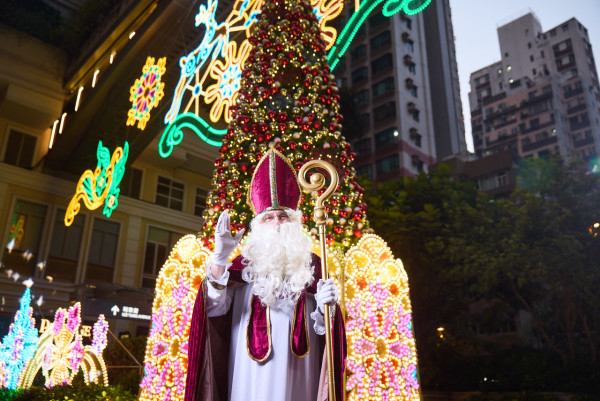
{"left": 127, "top": 56, "right": 167, "bottom": 130}
{"left": 139, "top": 235, "right": 211, "bottom": 401}
{"left": 343, "top": 234, "right": 421, "bottom": 401}
{"left": 0, "top": 289, "right": 39, "bottom": 390}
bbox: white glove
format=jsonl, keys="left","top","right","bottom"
{"left": 315, "top": 278, "right": 339, "bottom": 315}
{"left": 212, "top": 211, "right": 245, "bottom": 266}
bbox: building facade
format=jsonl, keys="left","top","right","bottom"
{"left": 469, "top": 12, "right": 600, "bottom": 165}
{"left": 335, "top": 0, "right": 466, "bottom": 182}
{"left": 0, "top": 1, "right": 217, "bottom": 337}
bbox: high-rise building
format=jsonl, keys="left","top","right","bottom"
{"left": 336, "top": 0, "right": 466, "bottom": 182}
{"left": 469, "top": 12, "right": 600, "bottom": 164}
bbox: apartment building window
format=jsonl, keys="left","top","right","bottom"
{"left": 194, "top": 187, "right": 208, "bottom": 217}
{"left": 355, "top": 164, "right": 373, "bottom": 179}
{"left": 156, "top": 176, "right": 184, "bottom": 211}
{"left": 354, "top": 90, "right": 369, "bottom": 106}
{"left": 2, "top": 200, "right": 47, "bottom": 277}
{"left": 534, "top": 131, "right": 549, "bottom": 142}
{"left": 359, "top": 113, "right": 370, "bottom": 130}
{"left": 410, "top": 128, "right": 422, "bottom": 147}
{"left": 46, "top": 210, "right": 84, "bottom": 283}
{"left": 356, "top": 25, "right": 366, "bottom": 39}
{"left": 376, "top": 155, "right": 399, "bottom": 175}
{"left": 411, "top": 155, "right": 424, "bottom": 172}
{"left": 371, "top": 53, "right": 393, "bottom": 74}
{"left": 541, "top": 50, "right": 545, "bottom": 58}
{"left": 373, "top": 101, "right": 396, "bottom": 122}
{"left": 3, "top": 129, "right": 36, "bottom": 168}
{"left": 121, "top": 167, "right": 143, "bottom": 199}
{"left": 369, "top": 12, "right": 387, "bottom": 29}
{"left": 372, "top": 77, "right": 395, "bottom": 98}
{"left": 375, "top": 128, "right": 399, "bottom": 149}
{"left": 352, "top": 67, "right": 368, "bottom": 84}
{"left": 86, "top": 219, "right": 119, "bottom": 284}
{"left": 411, "top": 110, "right": 420, "bottom": 122}
{"left": 143, "top": 227, "right": 184, "bottom": 288}
{"left": 528, "top": 42, "right": 532, "bottom": 49}
{"left": 407, "top": 41, "right": 414, "bottom": 52}
{"left": 553, "top": 39, "right": 572, "bottom": 53}
{"left": 556, "top": 55, "right": 575, "bottom": 69}
{"left": 351, "top": 45, "right": 367, "bottom": 61}
{"left": 562, "top": 23, "right": 569, "bottom": 31}
{"left": 410, "top": 86, "right": 418, "bottom": 97}
{"left": 478, "top": 172, "right": 509, "bottom": 191}
{"left": 530, "top": 55, "right": 534, "bottom": 62}
{"left": 550, "top": 29, "right": 556, "bottom": 37}
{"left": 404, "top": 18, "right": 412, "bottom": 30}
{"left": 408, "top": 63, "right": 416, "bottom": 74}
{"left": 370, "top": 31, "right": 391, "bottom": 51}
{"left": 354, "top": 138, "right": 371, "bottom": 157}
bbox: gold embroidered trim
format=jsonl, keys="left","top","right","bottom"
{"left": 269, "top": 151, "right": 279, "bottom": 209}
{"left": 290, "top": 293, "right": 310, "bottom": 358}
{"left": 246, "top": 294, "right": 272, "bottom": 362}
{"left": 207, "top": 280, "right": 226, "bottom": 290}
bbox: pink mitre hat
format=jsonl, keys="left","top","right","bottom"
{"left": 247, "top": 148, "right": 301, "bottom": 215}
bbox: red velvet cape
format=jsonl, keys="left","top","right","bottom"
{"left": 184, "top": 254, "right": 347, "bottom": 401}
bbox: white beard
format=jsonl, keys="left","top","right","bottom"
{"left": 241, "top": 210, "right": 314, "bottom": 306}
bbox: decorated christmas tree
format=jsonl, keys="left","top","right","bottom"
{"left": 199, "top": 0, "right": 369, "bottom": 251}
{"left": 0, "top": 288, "right": 39, "bottom": 390}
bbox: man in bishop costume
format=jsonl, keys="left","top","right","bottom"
{"left": 185, "top": 149, "right": 346, "bottom": 401}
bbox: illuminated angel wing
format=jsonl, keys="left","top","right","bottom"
{"left": 343, "top": 234, "right": 421, "bottom": 401}
{"left": 139, "top": 235, "right": 210, "bottom": 401}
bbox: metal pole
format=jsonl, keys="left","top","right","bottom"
{"left": 298, "top": 160, "right": 339, "bottom": 401}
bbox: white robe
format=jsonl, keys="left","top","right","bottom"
{"left": 206, "top": 269, "right": 326, "bottom": 401}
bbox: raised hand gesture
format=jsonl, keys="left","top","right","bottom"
{"left": 212, "top": 211, "right": 245, "bottom": 266}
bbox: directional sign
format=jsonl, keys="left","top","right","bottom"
{"left": 84, "top": 299, "right": 151, "bottom": 322}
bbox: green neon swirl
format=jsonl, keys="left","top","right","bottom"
{"left": 327, "top": 0, "right": 431, "bottom": 69}
{"left": 159, "top": 112, "right": 227, "bottom": 155}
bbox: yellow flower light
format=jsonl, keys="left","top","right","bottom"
{"left": 19, "top": 305, "right": 109, "bottom": 388}
{"left": 343, "top": 234, "right": 421, "bottom": 401}
{"left": 139, "top": 235, "right": 211, "bottom": 401}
